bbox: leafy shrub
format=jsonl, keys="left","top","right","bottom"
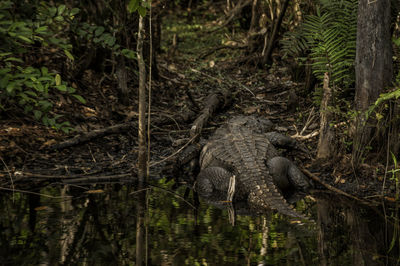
{"left": 0, "top": 1, "right": 84, "bottom": 132}
{"left": 75, "top": 22, "right": 136, "bottom": 60}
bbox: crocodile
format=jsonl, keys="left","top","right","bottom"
{"left": 194, "top": 115, "right": 312, "bottom": 220}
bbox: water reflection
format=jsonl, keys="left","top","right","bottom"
{"left": 0, "top": 182, "right": 399, "bottom": 265}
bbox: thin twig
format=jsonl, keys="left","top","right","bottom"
{"left": 300, "top": 107, "right": 316, "bottom": 135}
{"left": 0, "top": 156, "right": 14, "bottom": 201}
{"left": 147, "top": 3, "right": 153, "bottom": 178}
{"left": 149, "top": 134, "right": 198, "bottom": 167}
{"left": 0, "top": 186, "right": 72, "bottom": 199}
{"left": 190, "top": 67, "right": 255, "bottom": 96}
{"left": 8, "top": 171, "right": 130, "bottom": 180}
{"left": 301, "top": 168, "right": 372, "bottom": 205}
{"left": 148, "top": 185, "right": 196, "bottom": 209}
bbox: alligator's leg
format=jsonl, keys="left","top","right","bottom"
{"left": 196, "top": 167, "right": 233, "bottom": 197}
{"left": 265, "top": 132, "right": 309, "bottom": 155}
{"left": 266, "top": 156, "right": 312, "bottom": 192}
{"left": 265, "top": 132, "right": 298, "bottom": 149}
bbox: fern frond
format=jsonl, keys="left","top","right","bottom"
{"left": 280, "top": 0, "right": 357, "bottom": 90}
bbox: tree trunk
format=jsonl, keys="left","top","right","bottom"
{"left": 248, "top": 0, "right": 258, "bottom": 33}
{"left": 262, "top": 0, "right": 290, "bottom": 66}
{"left": 137, "top": 15, "right": 147, "bottom": 183}
{"left": 116, "top": 55, "right": 129, "bottom": 105}
{"left": 352, "top": 0, "right": 392, "bottom": 165}
{"left": 317, "top": 72, "right": 336, "bottom": 160}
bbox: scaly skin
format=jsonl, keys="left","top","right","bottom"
{"left": 197, "top": 116, "right": 310, "bottom": 220}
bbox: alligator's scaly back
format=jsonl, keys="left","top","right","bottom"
{"left": 200, "top": 116, "right": 308, "bottom": 220}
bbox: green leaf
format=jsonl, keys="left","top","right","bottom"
{"left": 5, "top": 57, "right": 23, "bottom": 63}
{"left": 25, "top": 90, "right": 38, "bottom": 97}
{"left": 104, "top": 34, "right": 116, "bottom": 47}
{"left": 138, "top": 6, "right": 147, "bottom": 17}
{"left": 55, "top": 74, "right": 61, "bottom": 86}
{"left": 35, "top": 26, "right": 48, "bottom": 33}
{"left": 61, "top": 126, "right": 73, "bottom": 134}
{"left": 64, "top": 49, "right": 74, "bottom": 60}
{"left": 127, "top": 0, "right": 140, "bottom": 13}
{"left": 95, "top": 26, "right": 105, "bottom": 37}
{"left": 121, "top": 48, "right": 136, "bottom": 59}
{"left": 24, "top": 104, "right": 33, "bottom": 113}
{"left": 54, "top": 16, "right": 64, "bottom": 22}
{"left": 0, "top": 68, "right": 11, "bottom": 75}
{"left": 0, "top": 52, "right": 13, "bottom": 58}
{"left": 49, "top": 7, "right": 57, "bottom": 17}
{"left": 17, "top": 35, "right": 33, "bottom": 44}
{"left": 34, "top": 82, "right": 44, "bottom": 92}
{"left": 33, "top": 110, "right": 42, "bottom": 120}
{"left": 391, "top": 152, "right": 398, "bottom": 168}
{"left": 55, "top": 84, "right": 67, "bottom": 92}
{"left": 70, "top": 8, "right": 80, "bottom": 16}
{"left": 41, "top": 67, "right": 48, "bottom": 76}
{"left": 6, "top": 82, "right": 16, "bottom": 93}
{"left": 58, "top": 5, "right": 66, "bottom": 15}
{"left": 72, "top": 94, "right": 86, "bottom": 104}
{"left": 66, "top": 86, "right": 75, "bottom": 93}
{"left": 42, "top": 116, "right": 49, "bottom": 126}
{"left": 39, "top": 100, "right": 52, "bottom": 111}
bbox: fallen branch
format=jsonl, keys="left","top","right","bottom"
{"left": 49, "top": 111, "right": 197, "bottom": 151}
{"left": 292, "top": 131, "right": 319, "bottom": 140}
{"left": 301, "top": 168, "right": 371, "bottom": 205}
{"left": 62, "top": 173, "right": 132, "bottom": 184}
{"left": 198, "top": 43, "right": 246, "bottom": 59}
{"left": 190, "top": 93, "right": 221, "bottom": 137}
{"left": 149, "top": 134, "right": 198, "bottom": 167}
{"left": 49, "top": 122, "right": 135, "bottom": 150}
{"left": 208, "top": 0, "right": 252, "bottom": 33}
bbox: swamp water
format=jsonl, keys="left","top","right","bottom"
{"left": 0, "top": 180, "right": 399, "bottom": 266}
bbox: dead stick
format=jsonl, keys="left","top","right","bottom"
{"left": 49, "top": 122, "right": 135, "bottom": 150}
{"left": 149, "top": 134, "right": 198, "bottom": 167}
{"left": 301, "top": 168, "right": 371, "bottom": 205}
{"left": 62, "top": 173, "right": 132, "bottom": 184}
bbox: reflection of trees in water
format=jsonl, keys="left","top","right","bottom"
{"left": 135, "top": 181, "right": 147, "bottom": 266}
{"left": 316, "top": 193, "right": 398, "bottom": 266}
{"left": 1, "top": 185, "right": 399, "bottom": 265}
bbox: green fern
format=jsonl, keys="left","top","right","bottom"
{"left": 281, "top": 0, "right": 357, "bottom": 89}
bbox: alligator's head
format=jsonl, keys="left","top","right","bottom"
{"left": 227, "top": 115, "right": 274, "bottom": 134}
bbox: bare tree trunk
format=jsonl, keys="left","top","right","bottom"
{"left": 262, "top": 0, "right": 289, "bottom": 66}
{"left": 136, "top": 17, "right": 147, "bottom": 266}
{"left": 352, "top": 0, "right": 393, "bottom": 165}
{"left": 135, "top": 188, "right": 147, "bottom": 266}
{"left": 137, "top": 15, "right": 147, "bottom": 183}
{"left": 116, "top": 55, "right": 129, "bottom": 105}
{"left": 248, "top": 0, "right": 258, "bottom": 33}
{"left": 317, "top": 73, "right": 336, "bottom": 160}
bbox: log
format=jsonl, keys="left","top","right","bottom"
{"left": 190, "top": 93, "right": 221, "bottom": 137}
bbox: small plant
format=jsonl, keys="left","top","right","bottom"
{"left": 365, "top": 36, "right": 400, "bottom": 120}
{"left": 281, "top": 0, "right": 357, "bottom": 100}
{"left": 388, "top": 152, "right": 400, "bottom": 253}
{"left": 75, "top": 22, "right": 136, "bottom": 60}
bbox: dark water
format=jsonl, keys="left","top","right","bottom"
{"left": 0, "top": 180, "right": 399, "bottom": 266}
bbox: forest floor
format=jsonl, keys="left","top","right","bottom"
{"left": 0, "top": 4, "right": 396, "bottom": 208}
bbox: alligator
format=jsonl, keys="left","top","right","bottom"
{"left": 194, "top": 115, "right": 312, "bottom": 220}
